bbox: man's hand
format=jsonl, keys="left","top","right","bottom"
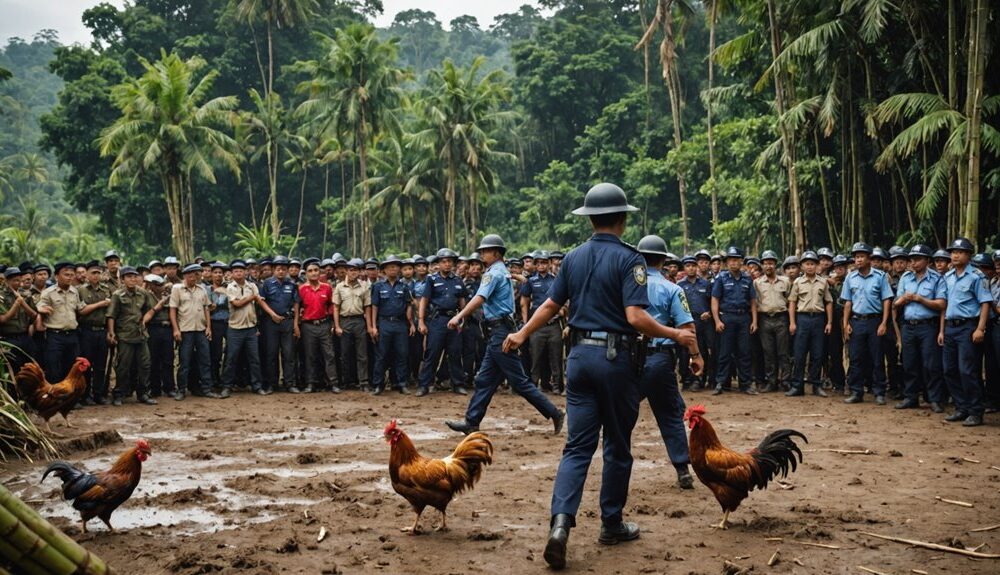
{"left": 877, "top": 323, "right": 887, "bottom": 337}
{"left": 293, "top": 324, "right": 300, "bottom": 339}
{"left": 973, "top": 328, "right": 985, "bottom": 344}
{"left": 937, "top": 331, "right": 944, "bottom": 346}
{"left": 673, "top": 329, "right": 696, "bottom": 348}
{"left": 503, "top": 330, "right": 527, "bottom": 353}
{"left": 789, "top": 322, "right": 797, "bottom": 336}
{"left": 715, "top": 321, "right": 725, "bottom": 333}
{"left": 689, "top": 354, "right": 705, "bottom": 376}
{"left": 335, "top": 326, "right": 344, "bottom": 337}
{"left": 447, "top": 316, "right": 462, "bottom": 330}
{"left": 699, "top": 312, "right": 710, "bottom": 321}
{"left": 270, "top": 313, "right": 284, "bottom": 324}
{"left": 173, "top": 329, "right": 182, "bottom": 342}
{"left": 408, "top": 323, "right": 415, "bottom": 336}
{"left": 107, "top": 333, "right": 117, "bottom": 346}
{"left": 206, "top": 327, "right": 212, "bottom": 341}
{"left": 749, "top": 321, "right": 758, "bottom": 334}
{"left": 418, "top": 321, "right": 427, "bottom": 335}
{"left": 369, "top": 326, "right": 379, "bottom": 340}
{"left": 843, "top": 323, "right": 852, "bottom": 341}
{"left": 824, "top": 322, "right": 832, "bottom": 335}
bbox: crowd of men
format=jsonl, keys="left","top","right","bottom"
{"left": 0, "top": 237, "right": 997, "bottom": 426}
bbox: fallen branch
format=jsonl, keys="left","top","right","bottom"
{"left": 805, "top": 448, "right": 874, "bottom": 455}
{"left": 860, "top": 532, "right": 1000, "bottom": 559}
{"left": 767, "top": 550, "right": 780, "bottom": 566}
{"left": 962, "top": 457, "right": 980, "bottom": 464}
{"left": 793, "top": 541, "right": 841, "bottom": 549}
{"left": 858, "top": 567, "right": 890, "bottom": 575}
{"left": 935, "top": 496, "right": 974, "bottom": 508}
{"left": 795, "top": 413, "right": 826, "bottom": 417}
{"left": 765, "top": 537, "right": 784, "bottom": 542}
{"left": 970, "top": 523, "right": 1000, "bottom": 533}
{"left": 911, "top": 570, "right": 928, "bottom": 575}
{"left": 990, "top": 466, "right": 1000, "bottom": 472}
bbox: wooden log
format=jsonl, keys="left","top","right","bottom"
{"left": 860, "top": 531, "right": 1000, "bottom": 559}
{"left": 935, "top": 496, "right": 973, "bottom": 508}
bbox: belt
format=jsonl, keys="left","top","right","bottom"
{"left": 486, "top": 317, "right": 515, "bottom": 329}
{"left": 379, "top": 315, "right": 405, "bottom": 322}
{"left": 646, "top": 343, "right": 676, "bottom": 354}
{"left": 342, "top": 314, "right": 365, "bottom": 319}
{"left": 762, "top": 311, "right": 786, "bottom": 318}
{"left": 304, "top": 318, "right": 330, "bottom": 325}
{"left": 82, "top": 325, "right": 106, "bottom": 331}
{"left": 851, "top": 313, "right": 881, "bottom": 320}
{"left": 152, "top": 321, "right": 172, "bottom": 327}
{"left": 436, "top": 309, "right": 457, "bottom": 317}
{"left": 946, "top": 317, "right": 977, "bottom": 327}
{"left": 47, "top": 328, "right": 77, "bottom": 335}
{"left": 720, "top": 309, "right": 748, "bottom": 315}
{"left": 903, "top": 318, "right": 936, "bottom": 326}
{"left": 797, "top": 311, "right": 824, "bottom": 317}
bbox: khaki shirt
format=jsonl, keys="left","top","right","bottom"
{"left": 169, "top": 283, "right": 210, "bottom": 332}
{"left": 226, "top": 281, "right": 259, "bottom": 329}
{"left": 78, "top": 282, "right": 113, "bottom": 328}
{"left": 38, "top": 285, "right": 85, "bottom": 330}
{"left": 754, "top": 275, "right": 791, "bottom": 313}
{"left": 108, "top": 287, "right": 155, "bottom": 342}
{"left": 0, "top": 286, "right": 31, "bottom": 334}
{"left": 789, "top": 275, "right": 833, "bottom": 314}
{"left": 333, "top": 281, "right": 370, "bottom": 317}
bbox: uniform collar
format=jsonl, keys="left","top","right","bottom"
{"left": 647, "top": 268, "right": 663, "bottom": 279}
{"left": 591, "top": 232, "right": 623, "bottom": 243}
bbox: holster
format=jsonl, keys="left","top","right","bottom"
{"left": 631, "top": 336, "right": 647, "bottom": 377}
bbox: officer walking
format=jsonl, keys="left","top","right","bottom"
{"left": 501, "top": 183, "right": 696, "bottom": 570}
{"left": 892, "top": 245, "right": 946, "bottom": 412}
{"left": 370, "top": 255, "right": 413, "bottom": 395}
{"left": 754, "top": 250, "right": 790, "bottom": 393}
{"left": 445, "top": 234, "right": 565, "bottom": 435}
{"left": 520, "top": 250, "right": 563, "bottom": 393}
{"left": 416, "top": 248, "right": 467, "bottom": 397}
{"left": 841, "top": 243, "right": 894, "bottom": 405}
{"left": 939, "top": 237, "right": 993, "bottom": 427}
{"left": 677, "top": 255, "right": 713, "bottom": 390}
{"left": 634, "top": 235, "right": 704, "bottom": 489}
{"left": 786, "top": 251, "right": 832, "bottom": 397}
{"left": 711, "top": 247, "right": 759, "bottom": 395}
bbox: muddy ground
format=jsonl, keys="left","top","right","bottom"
{"left": 3, "top": 387, "right": 999, "bottom": 574}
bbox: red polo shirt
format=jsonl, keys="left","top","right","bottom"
{"left": 299, "top": 282, "right": 333, "bottom": 321}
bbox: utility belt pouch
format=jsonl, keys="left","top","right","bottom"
{"left": 606, "top": 333, "right": 619, "bottom": 361}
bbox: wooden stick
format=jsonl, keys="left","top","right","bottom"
{"left": 765, "top": 537, "right": 784, "bottom": 541}
{"left": 795, "top": 413, "right": 826, "bottom": 417}
{"left": 793, "top": 558, "right": 804, "bottom": 566}
{"left": 860, "top": 531, "right": 1000, "bottom": 559}
{"left": 969, "top": 523, "right": 1000, "bottom": 533}
{"left": 767, "top": 551, "right": 780, "bottom": 566}
{"left": 805, "top": 448, "right": 874, "bottom": 455}
{"left": 990, "top": 466, "right": 1000, "bottom": 472}
{"left": 935, "top": 496, "right": 974, "bottom": 508}
{"left": 911, "top": 570, "right": 928, "bottom": 575}
{"left": 962, "top": 457, "right": 980, "bottom": 463}
{"left": 794, "top": 541, "right": 841, "bottom": 549}
{"left": 858, "top": 567, "right": 890, "bottom": 575}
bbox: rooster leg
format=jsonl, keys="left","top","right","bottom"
{"left": 101, "top": 518, "right": 114, "bottom": 532}
{"left": 81, "top": 520, "right": 88, "bottom": 534}
{"left": 711, "top": 511, "right": 731, "bottom": 530}
{"left": 434, "top": 510, "right": 448, "bottom": 532}
{"left": 400, "top": 510, "right": 422, "bottom": 535}
{"left": 44, "top": 420, "right": 64, "bottom": 438}
{"left": 62, "top": 414, "right": 75, "bottom": 429}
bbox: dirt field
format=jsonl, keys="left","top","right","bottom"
{"left": 3, "top": 387, "right": 999, "bottom": 574}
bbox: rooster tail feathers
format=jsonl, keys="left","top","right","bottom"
{"left": 16, "top": 362, "right": 45, "bottom": 398}
{"left": 750, "top": 429, "right": 807, "bottom": 489}
{"left": 445, "top": 432, "right": 494, "bottom": 493}
{"left": 41, "top": 461, "right": 97, "bottom": 500}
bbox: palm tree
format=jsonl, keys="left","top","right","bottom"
{"left": 235, "top": 0, "right": 318, "bottom": 97}
{"left": 364, "top": 132, "right": 440, "bottom": 251}
{"left": 12, "top": 153, "right": 48, "bottom": 195}
{"left": 294, "top": 24, "right": 408, "bottom": 256}
{"left": 99, "top": 50, "right": 241, "bottom": 261}
{"left": 243, "top": 88, "right": 292, "bottom": 241}
{"left": 704, "top": 0, "right": 732, "bottom": 247}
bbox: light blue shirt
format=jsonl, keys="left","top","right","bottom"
{"left": 840, "top": 268, "right": 893, "bottom": 315}
{"left": 896, "top": 269, "right": 945, "bottom": 321}
{"left": 475, "top": 260, "right": 514, "bottom": 320}
{"left": 943, "top": 266, "right": 993, "bottom": 320}
{"left": 646, "top": 268, "right": 694, "bottom": 347}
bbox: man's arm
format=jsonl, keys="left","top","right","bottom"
{"left": 450, "top": 295, "right": 485, "bottom": 329}
{"left": 625, "top": 306, "right": 696, "bottom": 347}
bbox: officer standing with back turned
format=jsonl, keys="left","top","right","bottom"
{"left": 503, "top": 183, "right": 697, "bottom": 570}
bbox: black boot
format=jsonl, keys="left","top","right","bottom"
{"left": 598, "top": 521, "right": 640, "bottom": 545}
{"left": 544, "top": 514, "right": 573, "bottom": 570}
{"left": 812, "top": 386, "right": 828, "bottom": 398}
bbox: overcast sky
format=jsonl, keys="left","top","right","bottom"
{"left": 0, "top": 0, "right": 541, "bottom": 46}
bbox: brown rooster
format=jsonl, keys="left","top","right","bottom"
{"left": 41, "top": 439, "right": 152, "bottom": 533}
{"left": 384, "top": 420, "right": 494, "bottom": 534}
{"left": 684, "top": 405, "right": 807, "bottom": 529}
{"left": 17, "top": 358, "right": 90, "bottom": 432}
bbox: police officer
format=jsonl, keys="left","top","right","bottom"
{"left": 370, "top": 255, "right": 413, "bottom": 395}
{"left": 416, "top": 248, "right": 467, "bottom": 397}
{"left": 461, "top": 252, "right": 486, "bottom": 387}
{"left": 755, "top": 250, "right": 790, "bottom": 393}
{"left": 521, "top": 250, "right": 562, "bottom": 393}
{"left": 77, "top": 260, "right": 113, "bottom": 405}
{"left": 0, "top": 267, "right": 38, "bottom": 373}
{"left": 786, "top": 251, "right": 832, "bottom": 397}
{"left": 501, "top": 183, "right": 696, "bottom": 569}
{"left": 446, "top": 234, "right": 564, "bottom": 434}
{"left": 893, "top": 244, "right": 946, "bottom": 412}
{"left": 144, "top": 274, "right": 175, "bottom": 397}
{"left": 37, "top": 262, "right": 105, "bottom": 382}
{"left": 261, "top": 255, "right": 301, "bottom": 393}
{"left": 107, "top": 266, "right": 157, "bottom": 405}
{"left": 826, "top": 255, "right": 849, "bottom": 393}
{"left": 634, "top": 236, "right": 704, "bottom": 489}
{"left": 677, "top": 255, "right": 713, "bottom": 390}
{"left": 939, "top": 238, "right": 993, "bottom": 426}
{"left": 932, "top": 249, "right": 951, "bottom": 275}
{"left": 841, "top": 243, "right": 893, "bottom": 405}
{"left": 408, "top": 255, "right": 429, "bottom": 385}
{"left": 711, "top": 246, "right": 758, "bottom": 395}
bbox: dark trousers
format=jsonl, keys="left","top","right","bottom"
{"left": 302, "top": 320, "right": 338, "bottom": 389}
{"left": 373, "top": 318, "right": 408, "bottom": 391}
{"left": 339, "top": 315, "right": 368, "bottom": 387}
{"left": 462, "top": 319, "right": 486, "bottom": 385}
{"left": 177, "top": 331, "right": 212, "bottom": 395}
{"left": 846, "top": 316, "right": 886, "bottom": 397}
{"left": 790, "top": 314, "right": 825, "bottom": 391}
{"left": 900, "top": 321, "right": 944, "bottom": 403}
{"left": 464, "top": 323, "right": 558, "bottom": 426}
{"left": 44, "top": 330, "right": 80, "bottom": 382}
{"left": 209, "top": 319, "right": 227, "bottom": 387}
{"left": 262, "top": 318, "right": 296, "bottom": 390}
{"left": 883, "top": 322, "right": 902, "bottom": 394}
{"left": 148, "top": 324, "right": 175, "bottom": 395}
{"left": 408, "top": 331, "right": 424, "bottom": 383}
{"left": 679, "top": 317, "right": 713, "bottom": 386}
{"left": 715, "top": 312, "right": 751, "bottom": 390}
{"left": 551, "top": 343, "right": 640, "bottom": 526}
{"left": 640, "top": 348, "right": 689, "bottom": 466}
{"left": 827, "top": 308, "right": 846, "bottom": 389}
{"left": 0, "top": 333, "right": 35, "bottom": 375}
{"left": 418, "top": 315, "right": 463, "bottom": 390}
{"left": 984, "top": 322, "right": 1000, "bottom": 409}
{"left": 758, "top": 313, "right": 790, "bottom": 385}
{"left": 530, "top": 322, "right": 562, "bottom": 387}
{"left": 222, "top": 326, "right": 262, "bottom": 391}
{"left": 113, "top": 340, "right": 150, "bottom": 399}
{"left": 79, "top": 327, "right": 109, "bottom": 400}
{"left": 942, "top": 321, "right": 984, "bottom": 416}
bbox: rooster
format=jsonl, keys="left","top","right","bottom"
{"left": 17, "top": 359, "right": 90, "bottom": 432}
{"left": 684, "top": 405, "right": 807, "bottom": 529}
{"left": 41, "top": 439, "right": 151, "bottom": 533}
{"left": 384, "top": 420, "right": 494, "bottom": 534}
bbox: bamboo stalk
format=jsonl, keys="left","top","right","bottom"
{"left": 0, "top": 504, "right": 77, "bottom": 573}
{"left": 0, "top": 537, "right": 51, "bottom": 575}
{"left": 861, "top": 531, "right": 1000, "bottom": 559}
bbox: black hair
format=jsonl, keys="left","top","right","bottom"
{"left": 643, "top": 254, "right": 665, "bottom": 268}
{"left": 589, "top": 212, "right": 627, "bottom": 229}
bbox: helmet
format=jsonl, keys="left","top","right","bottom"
{"left": 946, "top": 237, "right": 974, "bottom": 253}
{"left": 744, "top": 257, "right": 761, "bottom": 267}
{"left": 413, "top": 255, "right": 427, "bottom": 265}
{"left": 346, "top": 258, "right": 364, "bottom": 268}
{"left": 832, "top": 254, "right": 849, "bottom": 266}
{"left": 104, "top": 250, "right": 121, "bottom": 261}
{"left": 800, "top": 251, "right": 819, "bottom": 263}
{"left": 436, "top": 248, "right": 459, "bottom": 260}
{"left": 466, "top": 252, "right": 482, "bottom": 263}
{"left": 908, "top": 244, "right": 933, "bottom": 258}
{"left": 681, "top": 255, "right": 697, "bottom": 265}
{"left": 550, "top": 250, "right": 565, "bottom": 260}
{"left": 533, "top": 250, "right": 550, "bottom": 261}
{"left": 782, "top": 256, "right": 800, "bottom": 268}
{"left": 476, "top": 234, "right": 507, "bottom": 254}
{"left": 210, "top": 261, "right": 228, "bottom": 271}
{"left": 181, "top": 263, "right": 202, "bottom": 275}
{"left": 272, "top": 255, "right": 290, "bottom": 266}
{"left": 694, "top": 249, "right": 711, "bottom": 260}
{"left": 932, "top": 249, "right": 950, "bottom": 261}
{"left": 817, "top": 247, "right": 835, "bottom": 259}
{"left": 380, "top": 255, "right": 402, "bottom": 268}
{"left": 426, "top": 255, "right": 437, "bottom": 265}
{"left": 972, "top": 253, "right": 993, "bottom": 268}
{"left": 724, "top": 246, "right": 743, "bottom": 259}
{"left": 850, "top": 242, "right": 873, "bottom": 255}
{"left": 993, "top": 249, "right": 1000, "bottom": 262}
{"left": 760, "top": 250, "right": 779, "bottom": 263}
{"left": 637, "top": 235, "right": 669, "bottom": 257}
{"left": 571, "top": 183, "right": 640, "bottom": 216}
{"left": 888, "top": 245, "right": 908, "bottom": 260}
{"left": 665, "top": 253, "right": 681, "bottom": 266}
{"left": 870, "top": 247, "right": 888, "bottom": 261}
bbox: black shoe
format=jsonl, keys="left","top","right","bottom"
{"left": 761, "top": 383, "right": 777, "bottom": 393}
{"left": 812, "top": 386, "right": 828, "bottom": 397}
{"left": 138, "top": 395, "right": 158, "bottom": 405}
{"left": 95, "top": 397, "right": 110, "bottom": 406}
{"left": 552, "top": 410, "right": 565, "bottom": 435}
{"left": 255, "top": 389, "right": 268, "bottom": 396}
{"left": 288, "top": 386, "right": 301, "bottom": 394}
{"left": 894, "top": 399, "right": 919, "bottom": 409}
{"left": 929, "top": 402, "right": 945, "bottom": 413}
{"left": 303, "top": 386, "right": 314, "bottom": 393}
{"left": 544, "top": 514, "right": 572, "bottom": 570}
{"left": 359, "top": 385, "right": 370, "bottom": 393}
{"left": 944, "top": 411, "right": 969, "bottom": 422}
{"left": 598, "top": 521, "right": 640, "bottom": 545}
{"left": 173, "top": 391, "right": 186, "bottom": 401}
{"left": 219, "top": 388, "right": 231, "bottom": 399}
{"left": 415, "top": 388, "right": 429, "bottom": 397}
{"left": 445, "top": 419, "right": 479, "bottom": 434}
{"left": 741, "top": 387, "right": 759, "bottom": 396}
{"left": 785, "top": 388, "right": 805, "bottom": 397}
{"left": 330, "top": 386, "right": 342, "bottom": 394}
{"left": 844, "top": 393, "right": 863, "bottom": 404}
{"left": 453, "top": 386, "right": 468, "bottom": 395}
{"left": 875, "top": 395, "right": 886, "bottom": 405}
{"left": 371, "top": 387, "right": 384, "bottom": 396}
{"left": 676, "top": 468, "right": 695, "bottom": 490}
{"left": 204, "top": 391, "right": 221, "bottom": 399}
{"left": 111, "top": 397, "right": 123, "bottom": 406}
{"left": 962, "top": 414, "right": 984, "bottom": 427}
{"left": 711, "top": 387, "right": 723, "bottom": 396}
{"left": 398, "top": 387, "right": 410, "bottom": 395}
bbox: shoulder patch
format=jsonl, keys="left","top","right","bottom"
{"left": 678, "top": 290, "right": 691, "bottom": 313}
{"left": 633, "top": 265, "right": 647, "bottom": 286}
{"left": 482, "top": 274, "right": 492, "bottom": 285}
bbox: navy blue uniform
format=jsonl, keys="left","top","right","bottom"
{"left": 712, "top": 271, "right": 756, "bottom": 390}
{"left": 942, "top": 267, "right": 993, "bottom": 417}
{"left": 463, "top": 261, "right": 559, "bottom": 426}
{"left": 548, "top": 233, "right": 648, "bottom": 527}
{"left": 841, "top": 267, "right": 893, "bottom": 398}
{"left": 462, "top": 277, "right": 485, "bottom": 384}
{"left": 895, "top": 269, "right": 946, "bottom": 404}
{"left": 677, "top": 275, "right": 713, "bottom": 387}
{"left": 372, "top": 279, "right": 412, "bottom": 392}
{"left": 417, "top": 272, "right": 466, "bottom": 391}
{"left": 260, "top": 276, "right": 300, "bottom": 390}
{"left": 522, "top": 272, "right": 562, "bottom": 389}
